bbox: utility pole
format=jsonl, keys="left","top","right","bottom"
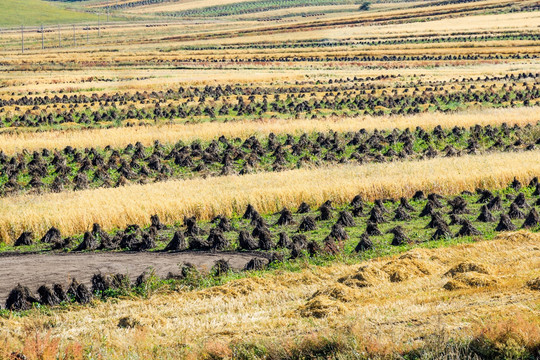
{"left": 73, "top": 24, "right": 76, "bottom": 47}
{"left": 21, "top": 25, "right": 24, "bottom": 54}
{"left": 41, "top": 24, "right": 44, "bottom": 50}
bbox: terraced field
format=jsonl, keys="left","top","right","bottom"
{"left": 0, "top": 0, "right": 539, "bottom": 359}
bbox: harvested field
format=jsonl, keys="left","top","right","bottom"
{"left": 2, "top": 121, "right": 537, "bottom": 197}
{"left": 1, "top": 106, "right": 538, "bottom": 155}
{"left": 2, "top": 0, "right": 540, "bottom": 357}
{"left": 1, "top": 150, "right": 539, "bottom": 243}
{"left": 4, "top": 177, "right": 538, "bottom": 267}
{"left": 2, "top": 73, "right": 537, "bottom": 131}
{"left": 1, "top": 231, "right": 538, "bottom": 358}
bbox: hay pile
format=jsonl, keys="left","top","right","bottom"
{"left": 443, "top": 273, "right": 498, "bottom": 290}
{"left": 297, "top": 295, "right": 348, "bottom": 318}
{"left": 310, "top": 283, "right": 361, "bottom": 303}
{"left": 297, "top": 283, "right": 359, "bottom": 318}
{"left": 299, "top": 250, "right": 437, "bottom": 318}
{"left": 339, "top": 249, "right": 437, "bottom": 288}
{"left": 381, "top": 254, "right": 433, "bottom": 283}
{"left": 444, "top": 262, "right": 490, "bottom": 277}
{"left": 527, "top": 277, "right": 540, "bottom": 291}
{"left": 443, "top": 261, "right": 497, "bottom": 290}
{"left": 338, "top": 264, "right": 387, "bottom": 288}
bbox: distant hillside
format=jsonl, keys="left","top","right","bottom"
{"left": 0, "top": 0, "right": 95, "bottom": 26}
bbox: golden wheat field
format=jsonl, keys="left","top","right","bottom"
{"left": 0, "top": 0, "right": 539, "bottom": 358}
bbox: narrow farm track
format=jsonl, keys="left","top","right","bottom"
{"left": 0, "top": 251, "right": 265, "bottom": 302}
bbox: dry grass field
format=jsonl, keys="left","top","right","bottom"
{"left": 0, "top": 0, "right": 539, "bottom": 358}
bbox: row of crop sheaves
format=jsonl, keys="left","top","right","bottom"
{"left": 11, "top": 177, "right": 540, "bottom": 252}
{"left": 178, "top": 33, "right": 540, "bottom": 51}
{"left": 1, "top": 122, "right": 538, "bottom": 196}
{"left": 1, "top": 81, "right": 538, "bottom": 128}
{"left": 16, "top": 54, "right": 535, "bottom": 69}
{"left": 3, "top": 72, "right": 533, "bottom": 108}
{"left": 153, "top": 53, "right": 538, "bottom": 63}
{"left": 5, "top": 177, "right": 540, "bottom": 311}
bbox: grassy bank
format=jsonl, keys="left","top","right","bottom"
{"left": 0, "top": 0, "right": 95, "bottom": 27}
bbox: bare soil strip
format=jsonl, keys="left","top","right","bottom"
{"left": 0, "top": 251, "right": 265, "bottom": 302}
